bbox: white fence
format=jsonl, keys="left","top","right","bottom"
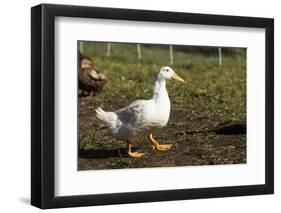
{"left": 79, "top": 41, "right": 223, "bottom": 66}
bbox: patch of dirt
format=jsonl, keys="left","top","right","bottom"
{"left": 78, "top": 94, "right": 246, "bottom": 170}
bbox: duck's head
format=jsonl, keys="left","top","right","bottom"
{"left": 158, "top": 66, "right": 184, "bottom": 82}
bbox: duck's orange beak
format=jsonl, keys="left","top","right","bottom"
{"left": 172, "top": 72, "right": 184, "bottom": 82}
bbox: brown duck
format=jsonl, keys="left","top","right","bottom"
{"left": 79, "top": 67, "right": 108, "bottom": 96}
{"left": 78, "top": 52, "right": 108, "bottom": 96}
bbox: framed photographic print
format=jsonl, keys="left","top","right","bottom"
{"left": 31, "top": 3, "right": 274, "bottom": 209}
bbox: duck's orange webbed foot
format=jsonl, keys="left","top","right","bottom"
{"left": 148, "top": 134, "right": 172, "bottom": 151}
{"left": 127, "top": 141, "right": 145, "bottom": 158}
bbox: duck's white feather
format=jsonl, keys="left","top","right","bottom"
{"left": 95, "top": 107, "right": 117, "bottom": 131}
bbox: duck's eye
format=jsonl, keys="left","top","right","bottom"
{"left": 166, "top": 69, "right": 169, "bottom": 72}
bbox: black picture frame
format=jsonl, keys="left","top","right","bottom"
{"left": 31, "top": 3, "right": 274, "bottom": 209}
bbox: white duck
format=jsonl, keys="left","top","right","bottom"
{"left": 95, "top": 66, "right": 184, "bottom": 158}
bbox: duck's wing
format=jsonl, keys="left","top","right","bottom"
{"left": 115, "top": 100, "right": 145, "bottom": 125}
{"left": 115, "top": 100, "right": 164, "bottom": 136}
{"left": 88, "top": 69, "right": 101, "bottom": 80}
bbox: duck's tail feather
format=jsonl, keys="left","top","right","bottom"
{"left": 95, "top": 107, "right": 117, "bottom": 129}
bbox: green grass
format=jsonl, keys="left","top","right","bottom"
{"left": 79, "top": 41, "right": 246, "bottom": 125}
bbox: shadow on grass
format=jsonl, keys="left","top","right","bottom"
{"left": 212, "top": 123, "right": 246, "bottom": 134}
{"left": 79, "top": 148, "right": 127, "bottom": 159}
{"left": 177, "top": 123, "right": 246, "bottom": 135}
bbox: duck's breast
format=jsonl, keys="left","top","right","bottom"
{"left": 142, "top": 98, "right": 171, "bottom": 128}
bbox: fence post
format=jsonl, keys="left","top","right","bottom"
{"left": 107, "top": 43, "right": 111, "bottom": 57}
{"left": 169, "top": 45, "right": 174, "bottom": 66}
{"left": 218, "top": 47, "right": 222, "bottom": 66}
{"left": 79, "top": 41, "right": 84, "bottom": 53}
{"left": 137, "top": 44, "right": 142, "bottom": 60}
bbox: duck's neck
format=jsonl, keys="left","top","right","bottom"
{"left": 152, "top": 78, "right": 169, "bottom": 103}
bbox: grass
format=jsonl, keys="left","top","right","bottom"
{"left": 80, "top": 41, "right": 246, "bottom": 124}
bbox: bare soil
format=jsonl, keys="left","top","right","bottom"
{"left": 78, "top": 94, "right": 246, "bottom": 170}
